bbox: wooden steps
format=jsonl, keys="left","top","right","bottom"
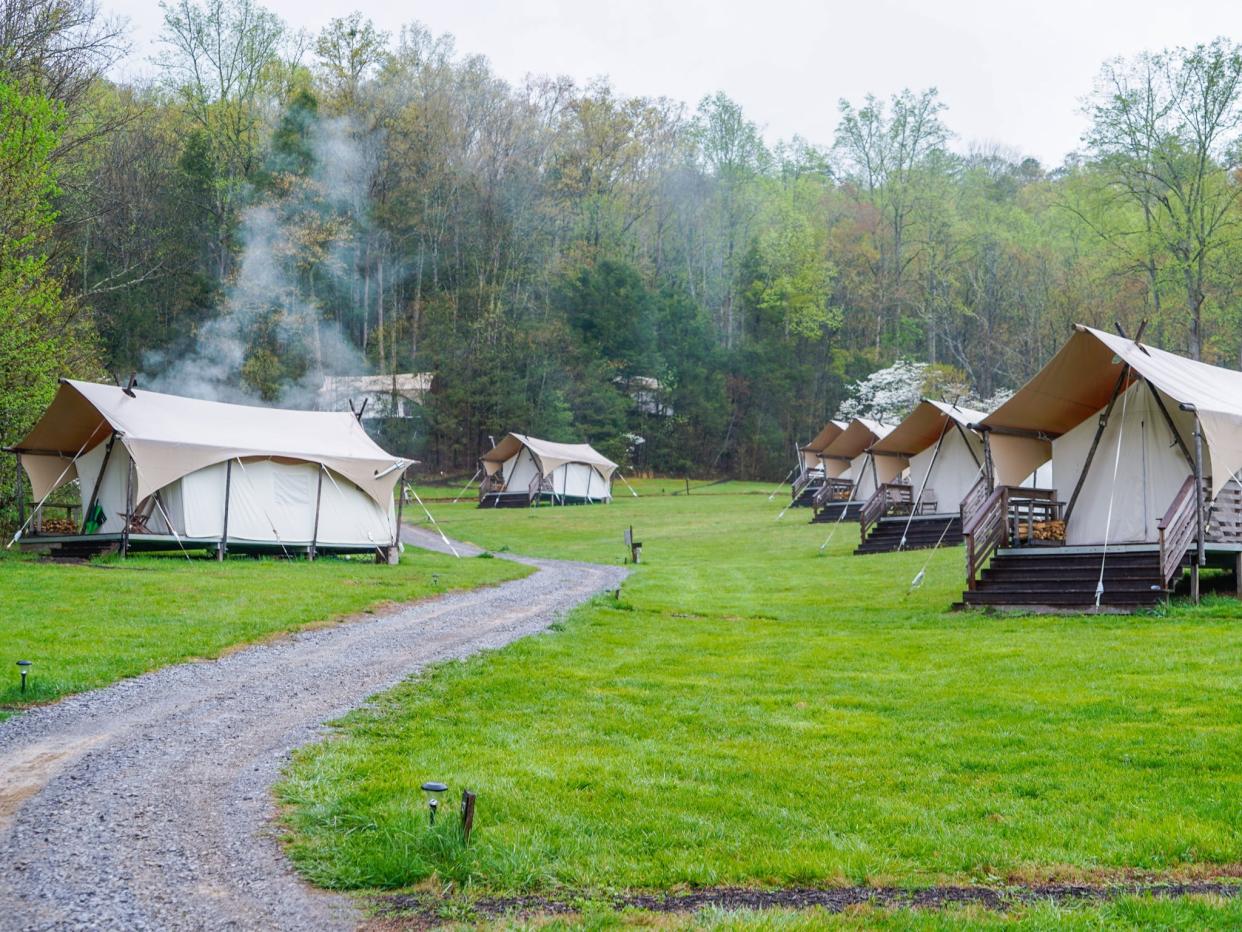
{"left": 479, "top": 492, "right": 531, "bottom": 509}
{"left": 812, "top": 501, "right": 862, "bottom": 523}
{"left": 790, "top": 483, "right": 820, "bottom": 507}
{"left": 38, "top": 539, "right": 120, "bottom": 562}
{"left": 960, "top": 549, "right": 1166, "bottom": 611}
{"left": 856, "top": 515, "right": 962, "bottom": 555}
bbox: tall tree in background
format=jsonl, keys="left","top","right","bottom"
{"left": 834, "top": 88, "right": 949, "bottom": 354}
{"left": 1084, "top": 39, "right": 1242, "bottom": 359}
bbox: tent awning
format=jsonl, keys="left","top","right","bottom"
{"left": 13, "top": 380, "right": 406, "bottom": 507}
{"left": 871, "top": 400, "right": 988, "bottom": 457}
{"left": 981, "top": 325, "right": 1242, "bottom": 494}
{"left": 481, "top": 433, "right": 618, "bottom": 479}
{"left": 800, "top": 420, "right": 848, "bottom": 454}
{"left": 821, "top": 418, "right": 891, "bottom": 461}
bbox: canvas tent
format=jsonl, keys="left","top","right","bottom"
{"left": 10, "top": 379, "right": 406, "bottom": 558}
{"left": 799, "top": 420, "right": 847, "bottom": 473}
{"left": 819, "top": 418, "right": 896, "bottom": 502}
{"left": 978, "top": 325, "right": 1242, "bottom": 546}
{"left": 871, "top": 401, "right": 986, "bottom": 515}
{"left": 480, "top": 433, "right": 617, "bottom": 506}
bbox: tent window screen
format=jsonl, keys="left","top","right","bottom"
{"left": 273, "top": 465, "right": 314, "bottom": 506}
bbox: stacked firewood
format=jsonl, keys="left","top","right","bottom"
{"left": 40, "top": 517, "right": 78, "bottom": 534}
{"left": 1015, "top": 519, "right": 1066, "bottom": 542}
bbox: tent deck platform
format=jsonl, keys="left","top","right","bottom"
{"left": 812, "top": 501, "right": 862, "bottom": 523}
{"left": 17, "top": 533, "right": 389, "bottom": 559}
{"left": 856, "top": 513, "right": 963, "bottom": 555}
{"left": 957, "top": 543, "right": 1242, "bottom": 612}
{"left": 479, "top": 492, "right": 608, "bottom": 508}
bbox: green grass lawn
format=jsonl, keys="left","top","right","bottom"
{"left": 0, "top": 549, "right": 528, "bottom": 713}
{"left": 271, "top": 487, "right": 1242, "bottom": 921}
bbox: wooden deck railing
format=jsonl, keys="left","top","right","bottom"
{"left": 959, "top": 475, "right": 989, "bottom": 530}
{"left": 962, "top": 486, "right": 1063, "bottom": 589}
{"left": 1207, "top": 476, "right": 1242, "bottom": 543}
{"left": 1158, "top": 474, "right": 1198, "bottom": 586}
{"left": 859, "top": 483, "right": 914, "bottom": 542}
{"left": 479, "top": 472, "right": 504, "bottom": 498}
{"left": 812, "top": 477, "right": 854, "bottom": 510}
{"left": 791, "top": 469, "right": 822, "bottom": 499}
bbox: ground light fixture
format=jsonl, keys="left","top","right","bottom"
{"left": 421, "top": 781, "right": 448, "bottom": 824}
{"left": 16, "top": 660, "right": 31, "bottom": 693}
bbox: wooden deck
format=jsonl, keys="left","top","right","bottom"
{"left": 16, "top": 533, "right": 387, "bottom": 560}
{"left": 958, "top": 476, "right": 1242, "bottom": 611}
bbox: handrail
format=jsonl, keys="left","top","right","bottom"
{"left": 964, "top": 485, "right": 1008, "bottom": 590}
{"left": 812, "top": 476, "right": 854, "bottom": 510}
{"left": 959, "top": 475, "right": 989, "bottom": 529}
{"left": 859, "top": 483, "right": 914, "bottom": 542}
{"left": 1158, "top": 474, "right": 1198, "bottom": 585}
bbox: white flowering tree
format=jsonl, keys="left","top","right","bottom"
{"left": 837, "top": 360, "right": 1000, "bottom": 423}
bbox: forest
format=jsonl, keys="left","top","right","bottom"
{"left": 5, "top": 0, "right": 1242, "bottom": 516}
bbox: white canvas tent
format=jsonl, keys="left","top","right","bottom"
{"left": 820, "top": 418, "right": 894, "bottom": 501}
{"left": 480, "top": 433, "right": 617, "bottom": 505}
{"left": 799, "top": 420, "right": 847, "bottom": 474}
{"left": 979, "top": 325, "right": 1242, "bottom": 545}
{"left": 871, "top": 401, "right": 986, "bottom": 515}
{"left": 11, "top": 379, "right": 406, "bottom": 556}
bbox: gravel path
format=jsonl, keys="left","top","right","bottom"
{"left": 0, "top": 527, "right": 626, "bottom": 931}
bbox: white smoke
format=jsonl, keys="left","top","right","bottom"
{"left": 142, "top": 117, "right": 380, "bottom": 410}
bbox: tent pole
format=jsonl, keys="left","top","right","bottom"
{"left": 14, "top": 452, "right": 24, "bottom": 532}
{"left": 1143, "top": 378, "right": 1195, "bottom": 470}
{"left": 1065, "top": 365, "right": 1129, "bottom": 525}
{"left": 1187, "top": 407, "right": 1206, "bottom": 605}
{"left": 81, "top": 433, "right": 117, "bottom": 533}
{"left": 980, "top": 429, "right": 996, "bottom": 491}
{"left": 310, "top": 464, "right": 324, "bottom": 561}
{"left": 121, "top": 455, "right": 133, "bottom": 558}
{"left": 393, "top": 468, "right": 406, "bottom": 549}
{"left": 218, "top": 459, "right": 232, "bottom": 561}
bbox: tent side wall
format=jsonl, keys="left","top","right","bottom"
{"left": 548, "top": 462, "right": 612, "bottom": 501}
{"left": 907, "top": 429, "right": 984, "bottom": 514}
{"left": 1052, "top": 382, "right": 1194, "bottom": 545}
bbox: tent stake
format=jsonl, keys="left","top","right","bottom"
{"left": 310, "top": 464, "right": 324, "bottom": 561}
{"left": 218, "top": 459, "right": 232, "bottom": 561}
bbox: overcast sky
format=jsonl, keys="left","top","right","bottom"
{"left": 104, "top": 0, "right": 1242, "bottom": 167}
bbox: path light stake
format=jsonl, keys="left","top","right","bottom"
{"left": 460, "top": 789, "right": 476, "bottom": 844}
{"left": 17, "top": 660, "right": 31, "bottom": 694}
{"left": 421, "top": 781, "right": 447, "bottom": 825}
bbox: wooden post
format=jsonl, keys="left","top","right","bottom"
{"left": 121, "top": 454, "right": 134, "bottom": 558}
{"left": 309, "top": 464, "right": 324, "bottom": 561}
{"left": 14, "top": 452, "right": 24, "bottom": 532}
{"left": 1064, "top": 365, "right": 1130, "bottom": 525}
{"left": 81, "top": 433, "right": 117, "bottom": 533}
{"left": 980, "top": 429, "right": 995, "bottom": 491}
{"left": 1190, "top": 409, "right": 1206, "bottom": 605}
{"left": 218, "top": 459, "right": 232, "bottom": 561}
{"left": 393, "top": 468, "right": 406, "bottom": 551}
{"left": 685, "top": 476, "right": 690, "bottom": 495}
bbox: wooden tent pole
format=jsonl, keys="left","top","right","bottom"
{"left": 1064, "top": 365, "right": 1130, "bottom": 524}
{"left": 121, "top": 455, "right": 133, "bottom": 558}
{"left": 1183, "top": 405, "right": 1207, "bottom": 605}
{"left": 309, "top": 464, "right": 324, "bottom": 561}
{"left": 81, "top": 433, "right": 117, "bottom": 532}
{"left": 14, "top": 452, "right": 24, "bottom": 532}
{"left": 980, "top": 429, "right": 996, "bottom": 491}
{"left": 218, "top": 459, "right": 232, "bottom": 561}
{"left": 1143, "top": 379, "right": 1195, "bottom": 470}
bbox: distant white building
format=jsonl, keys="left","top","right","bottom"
{"left": 319, "top": 373, "right": 433, "bottom": 419}
{"left": 617, "top": 375, "right": 673, "bottom": 416}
